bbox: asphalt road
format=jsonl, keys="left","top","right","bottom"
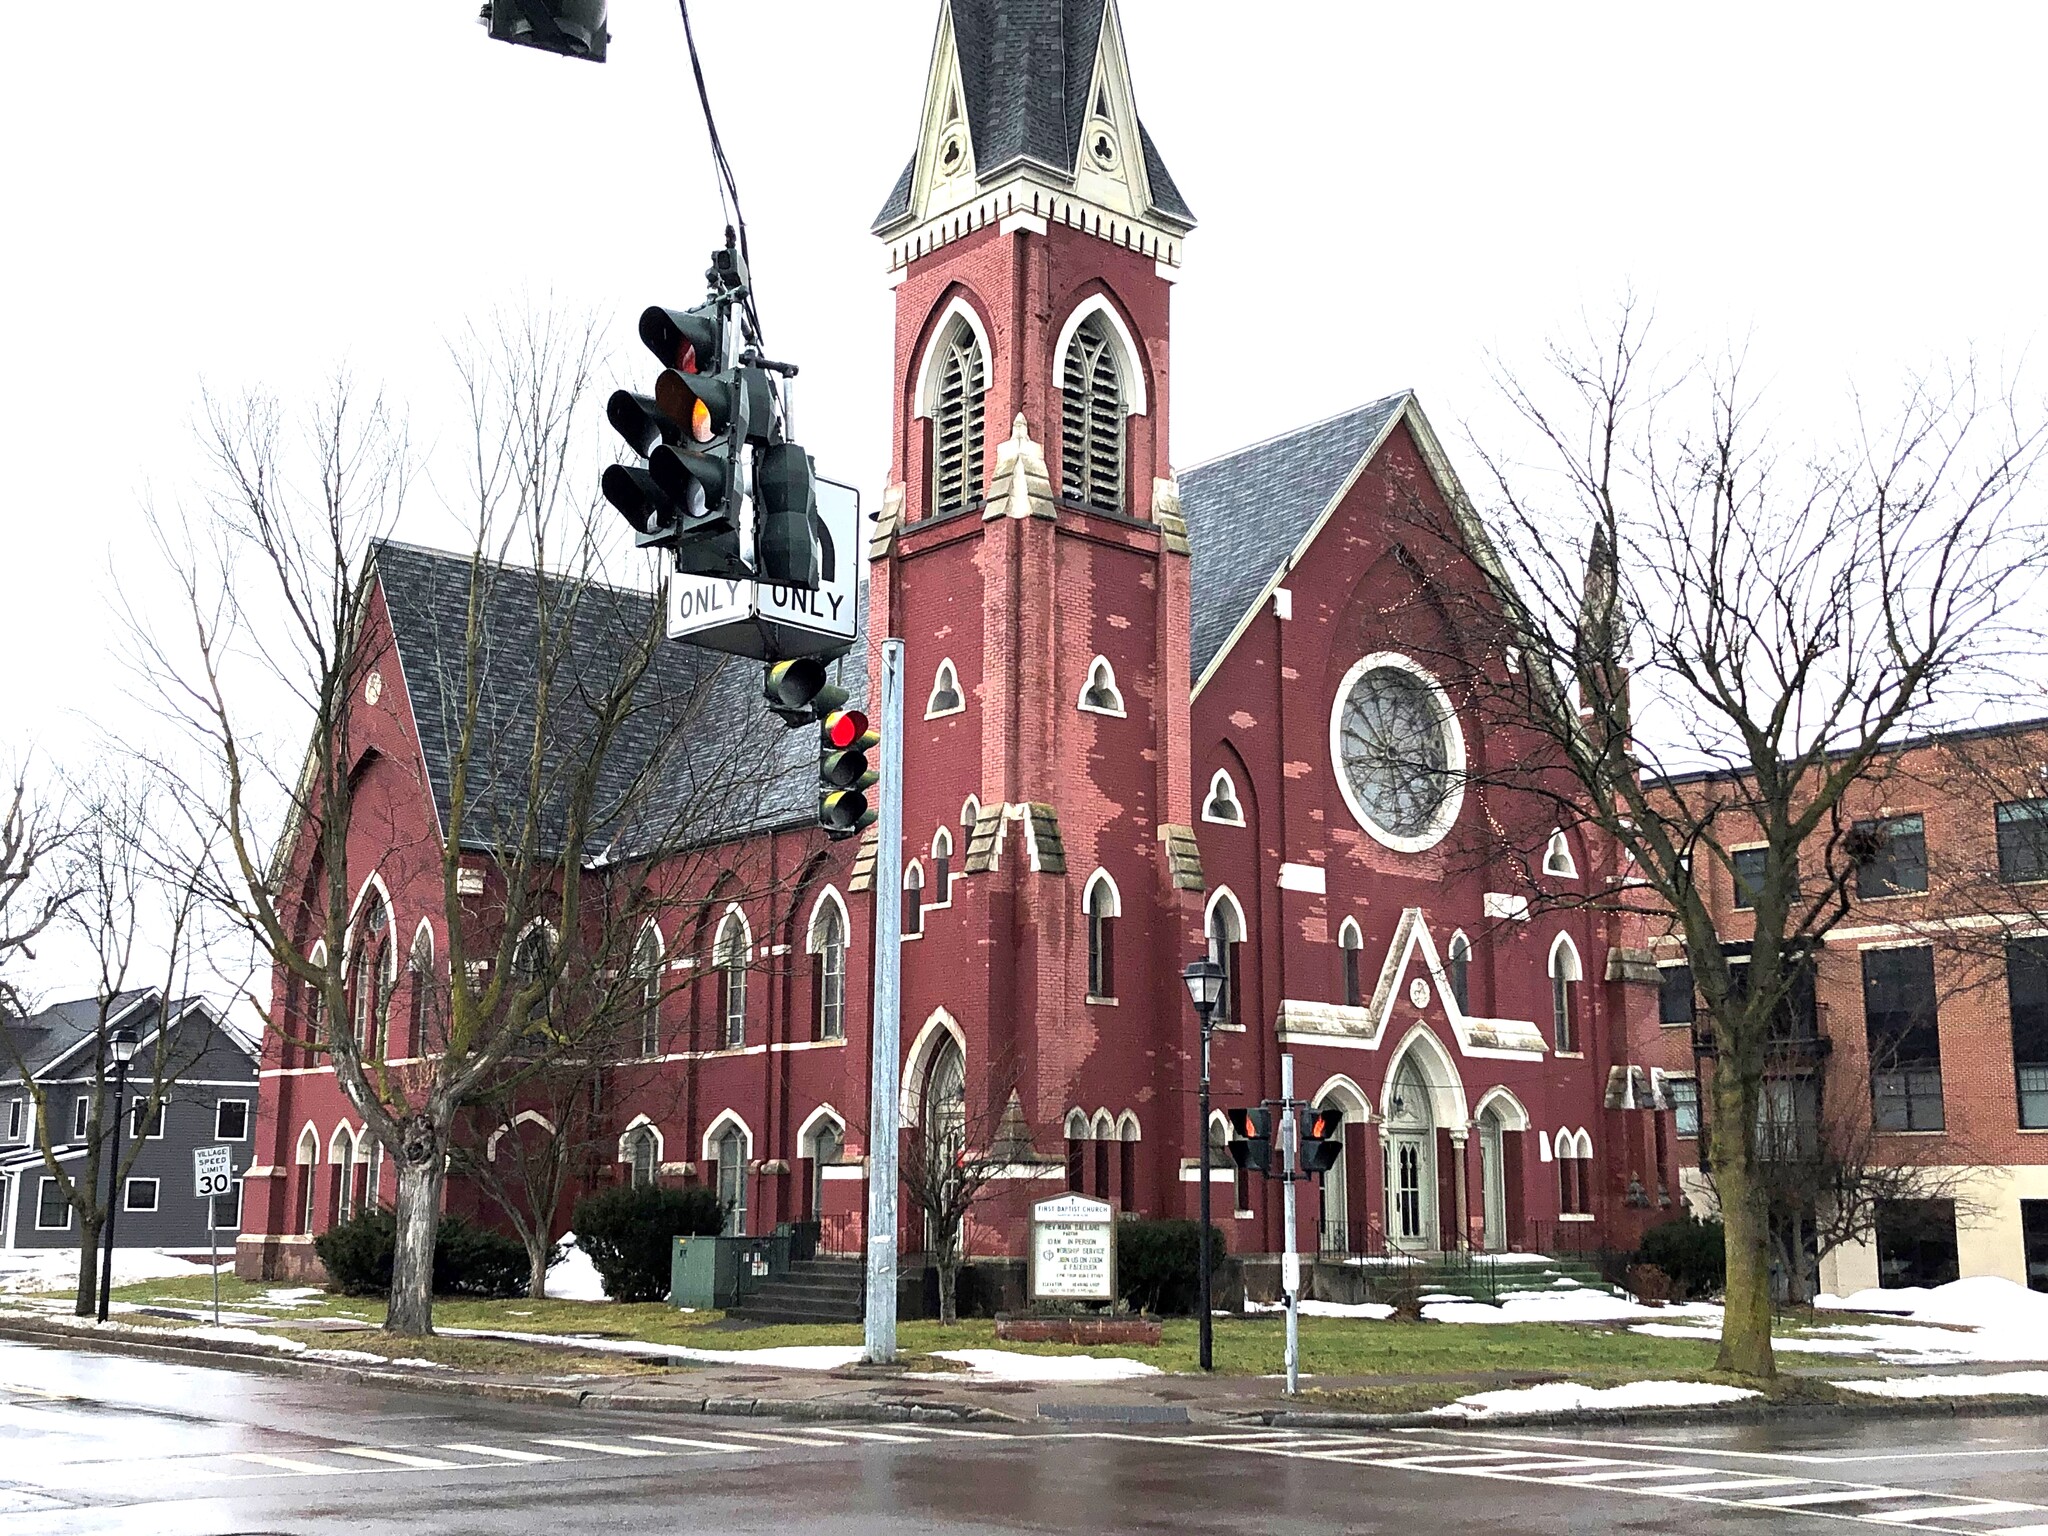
{"left": 3, "top": 1338, "right": 2046, "bottom": 1535}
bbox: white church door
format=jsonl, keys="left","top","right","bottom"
{"left": 1383, "top": 1059, "right": 1436, "bottom": 1251}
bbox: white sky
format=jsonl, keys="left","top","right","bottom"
{"left": 4, "top": 1, "right": 2046, "bottom": 993}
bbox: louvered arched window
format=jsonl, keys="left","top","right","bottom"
{"left": 1061, "top": 315, "right": 1125, "bottom": 512}
{"left": 931, "top": 322, "right": 987, "bottom": 518}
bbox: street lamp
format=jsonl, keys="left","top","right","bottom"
{"left": 96, "top": 1026, "right": 138, "bottom": 1324}
{"left": 1182, "top": 957, "right": 1225, "bottom": 1372}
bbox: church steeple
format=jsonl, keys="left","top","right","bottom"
{"left": 872, "top": 1, "right": 1193, "bottom": 276}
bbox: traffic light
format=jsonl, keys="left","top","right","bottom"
{"left": 754, "top": 441, "right": 822, "bottom": 589}
{"left": 762, "top": 659, "right": 847, "bottom": 729}
{"left": 1226, "top": 1106, "right": 1272, "bottom": 1176}
{"left": 818, "top": 705, "right": 880, "bottom": 840}
{"left": 1297, "top": 1104, "right": 1345, "bottom": 1176}
{"left": 482, "top": 0, "right": 607, "bottom": 61}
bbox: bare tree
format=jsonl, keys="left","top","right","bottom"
{"left": 0, "top": 778, "right": 226, "bottom": 1315}
{"left": 134, "top": 310, "right": 792, "bottom": 1335}
{"left": 1384, "top": 303, "right": 2048, "bottom": 1377}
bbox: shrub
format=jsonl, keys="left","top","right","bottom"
{"left": 572, "top": 1184, "right": 724, "bottom": 1303}
{"left": 313, "top": 1207, "right": 535, "bottom": 1299}
{"left": 1116, "top": 1217, "right": 1225, "bottom": 1316}
{"left": 1638, "top": 1216, "right": 1725, "bottom": 1301}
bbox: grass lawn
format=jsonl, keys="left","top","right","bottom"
{"left": 75, "top": 1275, "right": 1732, "bottom": 1385}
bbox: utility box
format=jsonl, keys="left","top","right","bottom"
{"left": 669, "top": 1229, "right": 796, "bottom": 1309}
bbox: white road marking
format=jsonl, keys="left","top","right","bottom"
{"left": 1558, "top": 1468, "right": 1716, "bottom": 1484}
{"left": 1864, "top": 1504, "right": 2039, "bottom": 1526}
{"left": 226, "top": 1452, "right": 348, "bottom": 1476}
{"left": 882, "top": 1424, "right": 1010, "bottom": 1439}
{"left": 1649, "top": 1477, "right": 1808, "bottom": 1495}
{"left": 804, "top": 1427, "right": 925, "bottom": 1444}
{"left": 714, "top": 1429, "right": 859, "bottom": 1448}
{"left": 439, "top": 1443, "right": 561, "bottom": 1463}
{"left": 529, "top": 1437, "right": 667, "bottom": 1458}
{"left": 1747, "top": 1488, "right": 1918, "bottom": 1507}
{"left": 1453, "top": 1428, "right": 2048, "bottom": 1467}
{"left": 1982, "top": 1526, "right": 2048, "bottom": 1535}
{"left": 630, "top": 1435, "right": 756, "bottom": 1454}
{"left": 328, "top": 1446, "right": 461, "bottom": 1470}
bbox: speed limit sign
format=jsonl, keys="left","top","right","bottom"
{"left": 193, "top": 1145, "right": 233, "bottom": 1199}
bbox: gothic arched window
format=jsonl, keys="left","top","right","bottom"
{"left": 1085, "top": 871, "right": 1119, "bottom": 1000}
{"left": 511, "top": 924, "right": 555, "bottom": 1033}
{"left": 931, "top": 321, "right": 987, "bottom": 518}
{"left": 406, "top": 925, "right": 434, "bottom": 1058}
{"left": 1338, "top": 918, "right": 1363, "bottom": 1008}
{"left": 350, "top": 899, "right": 393, "bottom": 1060}
{"left": 1447, "top": 931, "right": 1472, "bottom": 1013}
{"left": 1061, "top": 314, "right": 1125, "bottom": 512}
{"left": 715, "top": 910, "right": 749, "bottom": 1049}
{"left": 809, "top": 897, "right": 846, "bottom": 1042}
{"left": 633, "top": 925, "right": 664, "bottom": 1058}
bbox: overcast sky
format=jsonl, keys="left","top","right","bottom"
{"left": 4, "top": 2, "right": 2046, "bottom": 993}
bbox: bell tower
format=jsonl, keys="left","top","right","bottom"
{"left": 856, "top": 0, "right": 1202, "bottom": 1213}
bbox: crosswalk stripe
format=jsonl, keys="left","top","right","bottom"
{"left": 440, "top": 1444, "right": 561, "bottom": 1464}
{"left": 1648, "top": 1477, "right": 1807, "bottom": 1495}
{"left": 1378, "top": 1451, "right": 1539, "bottom": 1466}
{"left": 1865, "top": 1504, "right": 2040, "bottom": 1526}
{"left": 630, "top": 1435, "right": 756, "bottom": 1454}
{"left": 1747, "top": 1488, "right": 1910, "bottom": 1507}
{"left": 1556, "top": 1468, "right": 1712, "bottom": 1484}
{"left": 1466, "top": 1459, "right": 1629, "bottom": 1475}
{"left": 530, "top": 1437, "right": 667, "bottom": 1458}
{"left": 805, "top": 1427, "right": 925, "bottom": 1444}
{"left": 884, "top": 1424, "right": 1009, "bottom": 1439}
{"left": 717, "top": 1429, "right": 872, "bottom": 1448}
{"left": 330, "top": 1447, "right": 461, "bottom": 1471}
{"left": 228, "top": 1452, "right": 347, "bottom": 1476}
{"left": 1982, "top": 1526, "right": 2048, "bottom": 1535}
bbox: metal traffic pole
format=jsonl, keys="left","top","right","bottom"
{"left": 1279, "top": 1053, "right": 1300, "bottom": 1396}
{"left": 863, "top": 637, "right": 906, "bottom": 1365}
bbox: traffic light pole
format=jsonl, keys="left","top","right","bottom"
{"left": 863, "top": 637, "right": 906, "bottom": 1365}
{"left": 1279, "top": 1053, "right": 1300, "bottom": 1396}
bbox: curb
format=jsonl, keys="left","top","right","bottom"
{"left": 0, "top": 1318, "right": 1010, "bottom": 1426}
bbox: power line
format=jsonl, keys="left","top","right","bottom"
{"left": 676, "top": 0, "right": 763, "bottom": 348}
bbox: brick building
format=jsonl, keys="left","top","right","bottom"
{"left": 1637, "top": 719, "right": 2048, "bottom": 1295}
{"left": 239, "top": 0, "right": 1665, "bottom": 1284}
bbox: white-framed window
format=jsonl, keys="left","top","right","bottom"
{"left": 36, "top": 1177, "right": 71, "bottom": 1231}
{"left": 1338, "top": 917, "right": 1364, "bottom": 1007}
{"left": 1666, "top": 1075, "right": 1701, "bottom": 1138}
{"left": 72, "top": 1095, "right": 90, "bottom": 1143}
{"left": 1077, "top": 656, "right": 1126, "bottom": 716}
{"left": 1549, "top": 933, "right": 1583, "bottom": 1053}
{"left": 930, "top": 827, "right": 954, "bottom": 902}
{"left": 124, "top": 1177, "right": 160, "bottom": 1213}
{"left": 296, "top": 1124, "right": 319, "bottom": 1235}
{"left": 1207, "top": 888, "right": 1246, "bottom": 1028}
{"left": 1543, "top": 829, "right": 1578, "bottom": 878}
{"left": 961, "top": 794, "right": 982, "bottom": 835}
{"left": 709, "top": 1117, "right": 751, "bottom": 1236}
{"left": 349, "top": 893, "right": 395, "bottom": 1059}
{"left": 130, "top": 1098, "right": 166, "bottom": 1139}
{"left": 1202, "top": 769, "right": 1244, "bottom": 826}
{"left": 215, "top": 1100, "right": 250, "bottom": 1141}
{"left": 808, "top": 893, "right": 847, "bottom": 1042}
{"left": 623, "top": 1124, "right": 659, "bottom": 1190}
{"left": 1446, "top": 930, "right": 1472, "bottom": 1013}
{"left": 511, "top": 922, "right": 557, "bottom": 1028}
{"left": 1084, "top": 870, "right": 1120, "bottom": 1001}
{"left": 926, "top": 659, "right": 964, "bottom": 718}
{"left": 4, "top": 1098, "right": 21, "bottom": 1142}
{"left": 903, "top": 861, "right": 926, "bottom": 939}
{"left": 714, "top": 909, "right": 749, "bottom": 1050}
{"left": 406, "top": 922, "right": 435, "bottom": 1058}
{"left": 927, "top": 316, "right": 988, "bottom": 518}
{"left": 212, "top": 1181, "right": 244, "bottom": 1231}
{"left": 634, "top": 924, "right": 664, "bottom": 1058}
{"left": 1060, "top": 312, "right": 1128, "bottom": 513}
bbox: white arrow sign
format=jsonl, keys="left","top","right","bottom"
{"left": 667, "top": 477, "right": 861, "bottom": 660}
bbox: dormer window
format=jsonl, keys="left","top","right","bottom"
{"left": 1061, "top": 315, "right": 1126, "bottom": 513}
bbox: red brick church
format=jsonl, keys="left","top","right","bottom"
{"left": 239, "top": 0, "right": 1668, "bottom": 1283}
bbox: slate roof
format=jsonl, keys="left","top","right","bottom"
{"left": 0, "top": 991, "right": 196, "bottom": 1084}
{"left": 374, "top": 541, "right": 867, "bottom": 863}
{"left": 874, "top": 0, "right": 1193, "bottom": 231}
{"left": 1180, "top": 395, "right": 1411, "bottom": 681}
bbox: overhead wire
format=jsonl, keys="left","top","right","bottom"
{"left": 677, "top": 0, "right": 764, "bottom": 349}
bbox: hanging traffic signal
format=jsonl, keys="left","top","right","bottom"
{"left": 819, "top": 705, "right": 879, "bottom": 839}
{"left": 639, "top": 302, "right": 724, "bottom": 375}
{"left": 482, "top": 0, "right": 607, "bottom": 61}
{"left": 755, "top": 441, "right": 822, "bottom": 590}
{"left": 1227, "top": 1106, "right": 1273, "bottom": 1176}
{"left": 1297, "top": 1104, "right": 1345, "bottom": 1176}
{"left": 762, "top": 659, "right": 847, "bottom": 729}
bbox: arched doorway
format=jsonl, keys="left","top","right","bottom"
{"left": 921, "top": 1035, "right": 966, "bottom": 1256}
{"left": 1383, "top": 1058, "right": 1436, "bottom": 1251}
{"left": 1478, "top": 1105, "right": 1506, "bottom": 1251}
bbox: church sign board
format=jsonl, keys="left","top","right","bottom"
{"left": 1028, "top": 1193, "right": 1116, "bottom": 1302}
{"left": 666, "top": 477, "right": 861, "bottom": 661}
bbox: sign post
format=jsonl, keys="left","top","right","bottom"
{"left": 194, "top": 1145, "right": 233, "bottom": 1327}
{"left": 1279, "top": 1054, "right": 1300, "bottom": 1396}
{"left": 863, "top": 637, "right": 905, "bottom": 1365}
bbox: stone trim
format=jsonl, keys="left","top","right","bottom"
{"left": 869, "top": 483, "right": 907, "bottom": 561}
{"left": 984, "top": 415, "right": 1057, "bottom": 522}
{"left": 964, "top": 804, "right": 1006, "bottom": 874}
{"left": 1152, "top": 477, "right": 1189, "bottom": 555}
{"left": 1606, "top": 946, "right": 1662, "bottom": 984}
{"left": 1024, "top": 804, "right": 1066, "bottom": 875}
{"left": 1158, "top": 824, "right": 1204, "bottom": 891}
{"left": 848, "top": 828, "right": 881, "bottom": 892}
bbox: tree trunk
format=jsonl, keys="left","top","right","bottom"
{"left": 75, "top": 1214, "right": 102, "bottom": 1318}
{"left": 937, "top": 1255, "right": 958, "bottom": 1325}
{"left": 527, "top": 1234, "right": 550, "bottom": 1302}
{"left": 387, "top": 1124, "right": 446, "bottom": 1337}
{"left": 1711, "top": 1107, "right": 1776, "bottom": 1379}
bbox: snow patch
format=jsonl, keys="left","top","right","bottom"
{"left": 1245, "top": 1299, "right": 1395, "bottom": 1320}
{"left": 544, "top": 1234, "right": 609, "bottom": 1303}
{"left": 0, "top": 1248, "right": 225, "bottom": 1295}
{"left": 928, "top": 1349, "right": 1162, "bottom": 1382}
{"left": 1424, "top": 1289, "right": 1710, "bottom": 1325}
{"left": 1431, "top": 1379, "right": 1762, "bottom": 1419}
{"left": 1837, "top": 1370, "right": 2048, "bottom": 1400}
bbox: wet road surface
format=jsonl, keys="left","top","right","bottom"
{"left": 2, "top": 1337, "right": 2046, "bottom": 1533}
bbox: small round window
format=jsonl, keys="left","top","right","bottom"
{"left": 1086, "top": 117, "right": 1119, "bottom": 172}
{"left": 1329, "top": 654, "right": 1465, "bottom": 851}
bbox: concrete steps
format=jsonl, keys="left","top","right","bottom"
{"left": 725, "top": 1258, "right": 865, "bottom": 1324}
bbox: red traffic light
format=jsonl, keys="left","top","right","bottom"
{"left": 1302, "top": 1106, "right": 1345, "bottom": 1141}
{"left": 824, "top": 708, "right": 870, "bottom": 750}
{"left": 1227, "top": 1106, "right": 1271, "bottom": 1141}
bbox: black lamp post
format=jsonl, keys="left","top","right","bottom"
{"left": 96, "top": 1026, "right": 138, "bottom": 1324}
{"left": 1182, "top": 957, "right": 1225, "bottom": 1372}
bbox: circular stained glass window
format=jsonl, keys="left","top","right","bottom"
{"left": 1331, "top": 657, "right": 1464, "bottom": 848}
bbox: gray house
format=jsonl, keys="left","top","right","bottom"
{"left": 1, "top": 991, "right": 261, "bottom": 1257}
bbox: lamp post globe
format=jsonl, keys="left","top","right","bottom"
{"left": 1181, "top": 957, "right": 1224, "bottom": 1371}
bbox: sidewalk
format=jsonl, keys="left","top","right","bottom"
{"left": 5, "top": 1308, "right": 2047, "bottom": 1432}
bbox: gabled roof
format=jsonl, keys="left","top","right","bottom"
{"left": 1181, "top": 394, "right": 1411, "bottom": 682}
{"left": 373, "top": 540, "right": 865, "bottom": 862}
{"left": 0, "top": 991, "right": 246, "bottom": 1085}
{"left": 873, "top": 0, "right": 1193, "bottom": 231}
